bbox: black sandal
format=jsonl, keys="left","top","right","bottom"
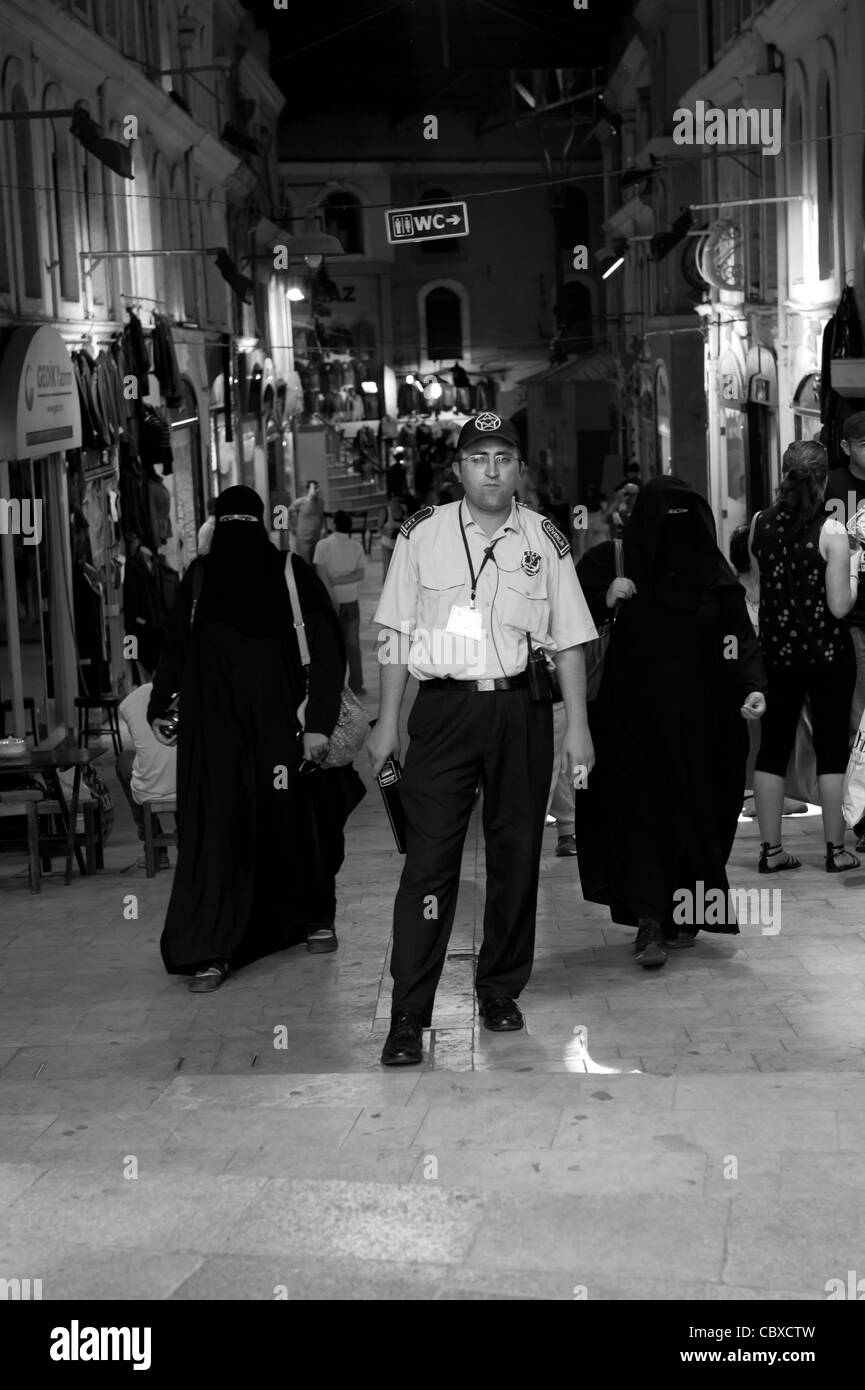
{"left": 188, "top": 961, "right": 229, "bottom": 992}
{"left": 758, "top": 842, "right": 801, "bottom": 874}
{"left": 826, "top": 842, "right": 861, "bottom": 873}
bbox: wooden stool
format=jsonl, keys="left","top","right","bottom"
{"left": 142, "top": 798, "right": 178, "bottom": 877}
{"left": 37, "top": 800, "right": 104, "bottom": 874}
{"left": 76, "top": 695, "right": 122, "bottom": 756}
{"left": 1, "top": 698, "right": 38, "bottom": 743}
{"left": 0, "top": 790, "right": 44, "bottom": 893}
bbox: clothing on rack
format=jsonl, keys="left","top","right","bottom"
{"left": 152, "top": 314, "right": 182, "bottom": 406}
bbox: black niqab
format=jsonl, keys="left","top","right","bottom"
{"left": 623, "top": 476, "right": 740, "bottom": 611}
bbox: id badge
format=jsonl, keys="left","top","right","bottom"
{"left": 445, "top": 604, "right": 484, "bottom": 640}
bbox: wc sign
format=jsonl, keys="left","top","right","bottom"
{"left": 386, "top": 201, "right": 469, "bottom": 244}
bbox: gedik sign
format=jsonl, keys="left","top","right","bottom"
{"left": 0, "top": 325, "right": 82, "bottom": 460}
{"left": 386, "top": 201, "right": 469, "bottom": 245}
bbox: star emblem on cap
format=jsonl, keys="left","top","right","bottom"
{"left": 474, "top": 412, "right": 502, "bottom": 432}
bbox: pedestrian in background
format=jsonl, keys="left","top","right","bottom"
{"left": 749, "top": 440, "right": 861, "bottom": 874}
{"left": 289, "top": 480, "right": 324, "bottom": 563}
{"left": 117, "top": 682, "right": 177, "bottom": 870}
{"left": 314, "top": 511, "right": 367, "bottom": 696}
{"left": 379, "top": 495, "right": 407, "bottom": 581}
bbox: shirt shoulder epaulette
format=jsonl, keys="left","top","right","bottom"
{"left": 541, "top": 516, "right": 571, "bottom": 558}
{"left": 399, "top": 505, "right": 435, "bottom": 540}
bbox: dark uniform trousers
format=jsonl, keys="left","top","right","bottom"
{"left": 390, "top": 684, "right": 553, "bottom": 1025}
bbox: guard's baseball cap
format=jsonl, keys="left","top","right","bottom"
{"left": 842, "top": 412, "right": 865, "bottom": 443}
{"left": 456, "top": 412, "right": 522, "bottom": 454}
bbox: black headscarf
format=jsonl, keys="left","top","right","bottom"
{"left": 623, "top": 476, "right": 739, "bottom": 611}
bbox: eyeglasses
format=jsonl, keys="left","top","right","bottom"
{"left": 465, "top": 453, "right": 518, "bottom": 467}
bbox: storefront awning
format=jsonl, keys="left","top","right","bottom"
{"left": 0, "top": 326, "right": 82, "bottom": 460}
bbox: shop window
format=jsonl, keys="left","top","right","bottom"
{"left": 321, "top": 190, "right": 363, "bottom": 255}
{"left": 82, "top": 150, "right": 110, "bottom": 311}
{"left": 786, "top": 93, "right": 804, "bottom": 284}
{"left": 95, "top": 0, "right": 119, "bottom": 42}
{"left": 424, "top": 286, "right": 463, "bottom": 361}
{"left": 419, "top": 188, "right": 458, "bottom": 255}
{"left": 793, "top": 373, "right": 822, "bottom": 441}
{"left": 816, "top": 73, "right": 834, "bottom": 280}
{"left": 11, "top": 88, "right": 43, "bottom": 301}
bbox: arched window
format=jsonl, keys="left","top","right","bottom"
{"left": 321, "top": 189, "right": 363, "bottom": 254}
{"left": 11, "top": 87, "right": 42, "bottom": 300}
{"left": 554, "top": 187, "right": 589, "bottom": 252}
{"left": 173, "top": 166, "right": 196, "bottom": 319}
{"left": 425, "top": 286, "right": 463, "bottom": 361}
{"left": 81, "top": 120, "right": 110, "bottom": 311}
{"left": 787, "top": 92, "right": 804, "bottom": 284}
{"left": 51, "top": 115, "right": 80, "bottom": 302}
{"left": 419, "top": 187, "right": 458, "bottom": 254}
{"left": 816, "top": 72, "right": 834, "bottom": 280}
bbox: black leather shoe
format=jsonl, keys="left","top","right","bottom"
{"left": 478, "top": 997, "right": 524, "bottom": 1031}
{"left": 380, "top": 1011, "right": 424, "bottom": 1066}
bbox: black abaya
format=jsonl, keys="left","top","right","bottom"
{"left": 148, "top": 504, "right": 365, "bottom": 975}
{"left": 575, "top": 478, "right": 767, "bottom": 934}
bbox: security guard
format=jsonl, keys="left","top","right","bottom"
{"left": 366, "top": 412, "right": 597, "bottom": 1065}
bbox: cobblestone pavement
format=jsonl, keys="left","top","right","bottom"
{"left": 1, "top": 560, "right": 864, "bottom": 1300}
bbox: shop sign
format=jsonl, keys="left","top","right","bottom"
{"left": 386, "top": 201, "right": 469, "bottom": 244}
{"left": 0, "top": 326, "right": 82, "bottom": 459}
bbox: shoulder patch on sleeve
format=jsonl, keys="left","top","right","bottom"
{"left": 399, "top": 505, "right": 435, "bottom": 540}
{"left": 541, "top": 516, "right": 571, "bottom": 558}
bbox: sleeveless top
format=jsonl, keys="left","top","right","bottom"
{"left": 751, "top": 509, "right": 850, "bottom": 667}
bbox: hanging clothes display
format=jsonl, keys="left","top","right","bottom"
{"left": 152, "top": 314, "right": 183, "bottom": 406}
{"left": 124, "top": 309, "right": 151, "bottom": 398}
{"left": 123, "top": 545, "right": 169, "bottom": 676}
{"left": 141, "top": 405, "right": 174, "bottom": 474}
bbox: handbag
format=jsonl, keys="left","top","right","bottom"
{"left": 584, "top": 538, "right": 624, "bottom": 701}
{"left": 285, "top": 558, "right": 368, "bottom": 769}
{"left": 843, "top": 705, "right": 865, "bottom": 828}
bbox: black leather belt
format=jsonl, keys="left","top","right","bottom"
{"left": 420, "top": 673, "right": 529, "bottom": 693}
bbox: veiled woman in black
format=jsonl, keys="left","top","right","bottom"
{"left": 574, "top": 476, "right": 767, "bottom": 968}
{"left": 148, "top": 485, "right": 364, "bottom": 991}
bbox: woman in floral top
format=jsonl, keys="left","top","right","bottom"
{"left": 749, "top": 440, "right": 862, "bottom": 872}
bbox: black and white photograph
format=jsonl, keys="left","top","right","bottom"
{"left": 0, "top": 0, "right": 863, "bottom": 1350}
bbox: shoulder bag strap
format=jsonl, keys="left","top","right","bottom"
{"left": 748, "top": 509, "right": 761, "bottom": 560}
{"left": 285, "top": 556, "right": 312, "bottom": 667}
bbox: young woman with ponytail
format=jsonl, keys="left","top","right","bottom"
{"left": 748, "top": 440, "right": 863, "bottom": 873}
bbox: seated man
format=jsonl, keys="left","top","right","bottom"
{"left": 117, "top": 681, "right": 177, "bottom": 868}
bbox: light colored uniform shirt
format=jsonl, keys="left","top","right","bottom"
{"left": 313, "top": 532, "right": 365, "bottom": 604}
{"left": 373, "top": 499, "right": 597, "bottom": 681}
{"left": 119, "top": 683, "right": 177, "bottom": 805}
{"left": 290, "top": 494, "right": 324, "bottom": 542}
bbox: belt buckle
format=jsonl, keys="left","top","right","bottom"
{"left": 476, "top": 678, "right": 495, "bottom": 692}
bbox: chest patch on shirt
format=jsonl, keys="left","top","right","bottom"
{"left": 542, "top": 517, "right": 571, "bottom": 558}
{"left": 521, "top": 550, "right": 542, "bottom": 577}
{"left": 399, "top": 505, "right": 435, "bottom": 539}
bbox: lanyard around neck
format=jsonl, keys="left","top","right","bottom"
{"left": 458, "top": 501, "right": 505, "bottom": 609}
